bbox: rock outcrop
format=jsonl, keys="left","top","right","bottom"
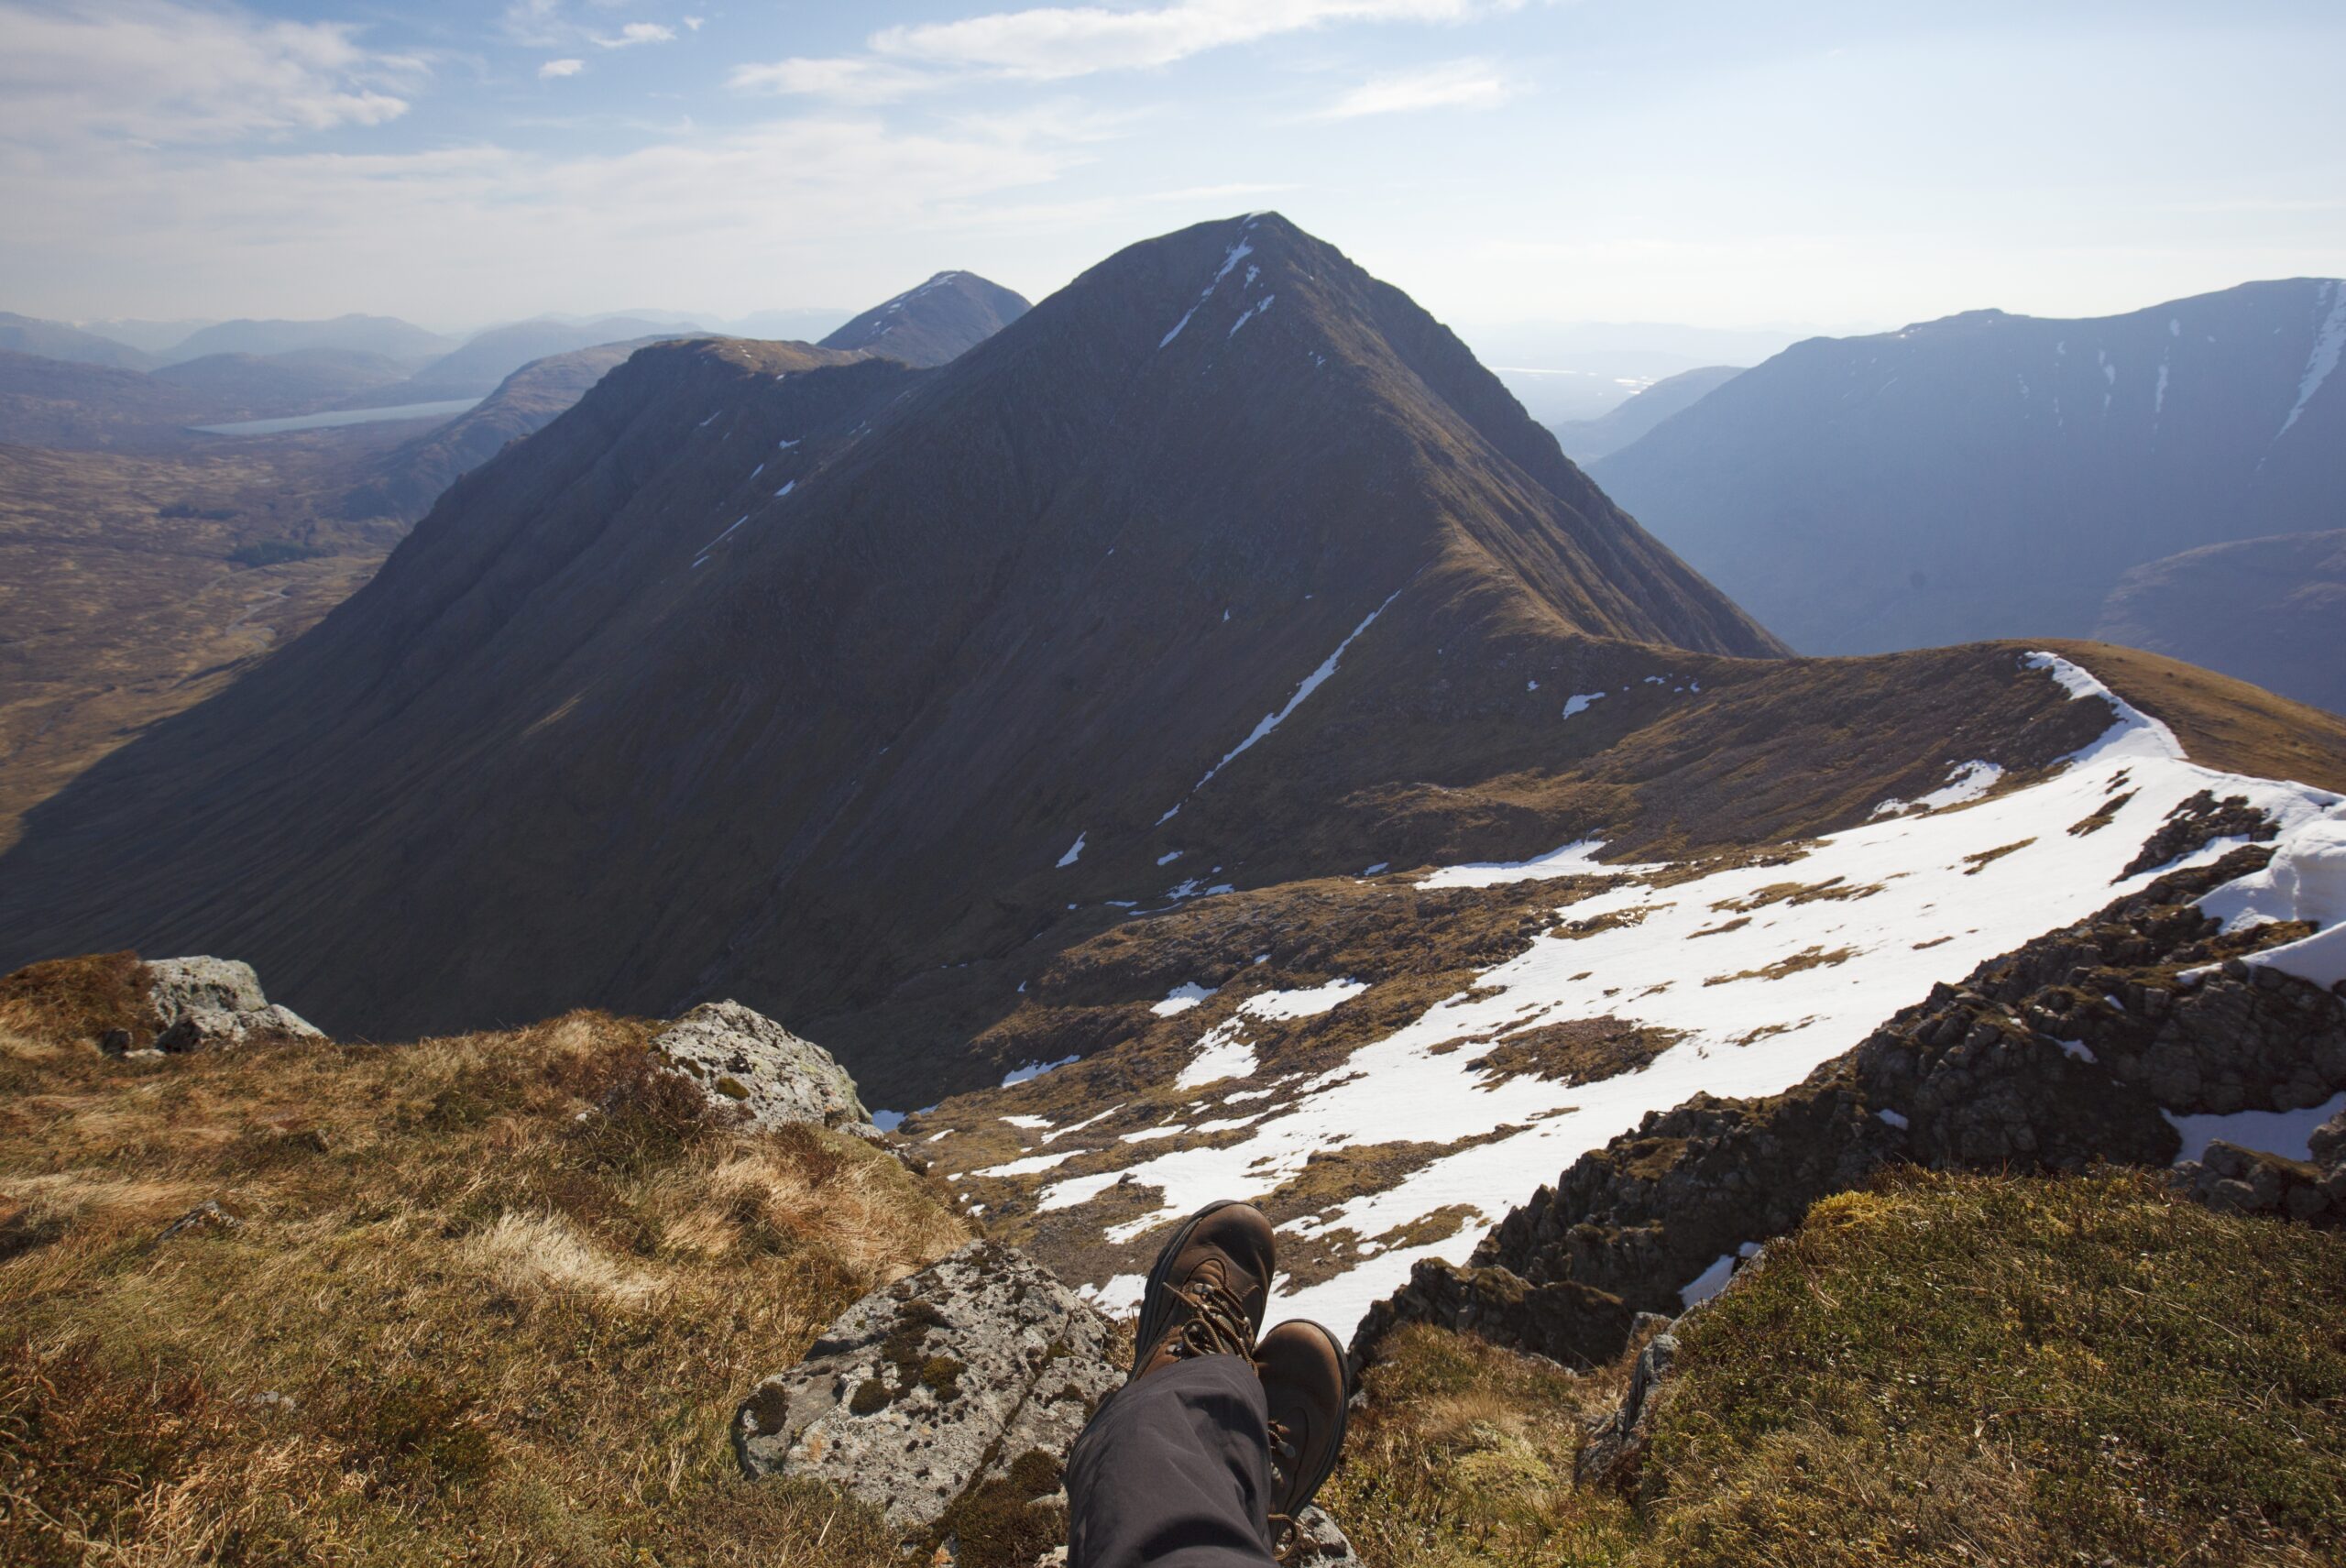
{"left": 1361, "top": 848, "right": 2346, "bottom": 1366}
{"left": 138, "top": 956, "right": 323, "bottom": 1054}
{"left": 2173, "top": 1105, "right": 2346, "bottom": 1227}
{"left": 737, "top": 1239, "right": 1360, "bottom": 1564}
{"left": 737, "top": 1241, "right": 1121, "bottom": 1557}
{"left": 652, "top": 1001, "right": 873, "bottom": 1134}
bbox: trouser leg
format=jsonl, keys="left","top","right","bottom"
{"left": 1065, "top": 1354, "right": 1278, "bottom": 1568}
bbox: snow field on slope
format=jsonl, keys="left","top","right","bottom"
{"left": 1057, "top": 654, "right": 2341, "bottom": 1336}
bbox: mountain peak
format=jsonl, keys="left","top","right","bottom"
{"left": 817, "top": 269, "right": 1031, "bottom": 367}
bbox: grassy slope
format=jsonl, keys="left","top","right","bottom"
{"left": 1332, "top": 1169, "right": 2346, "bottom": 1568}
{"left": 0, "top": 967, "right": 970, "bottom": 1566}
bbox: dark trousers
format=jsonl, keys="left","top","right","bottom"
{"left": 1066, "top": 1354, "right": 1279, "bottom": 1568}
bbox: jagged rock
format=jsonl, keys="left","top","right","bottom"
{"left": 1284, "top": 1507, "right": 1363, "bottom": 1566}
{"left": 142, "top": 958, "right": 324, "bottom": 1053}
{"left": 736, "top": 1240, "right": 1120, "bottom": 1535}
{"left": 2119, "top": 790, "right": 2278, "bottom": 881}
{"left": 2172, "top": 1138, "right": 2345, "bottom": 1227}
{"left": 1353, "top": 1258, "right": 1636, "bottom": 1372}
{"left": 146, "top": 957, "right": 268, "bottom": 1025}
{"left": 1365, "top": 848, "right": 2346, "bottom": 1365}
{"left": 1577, "top": 1330, "right": 1679, "bottom": 1486}
{"left": 654, "top": 1001, "right": 872, "bottom": 1134}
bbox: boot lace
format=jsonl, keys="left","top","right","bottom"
{"left": 1165, "top": 1276, "right": 1255, "bottom": 1362}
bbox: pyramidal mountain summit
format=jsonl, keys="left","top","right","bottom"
{"left": 817, "top": 269, "right": 1033, "bottom": 367}
{"left": 0, "top": 214, "right": 1782, "bottom": 1096}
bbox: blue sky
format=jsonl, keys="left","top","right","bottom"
{"left": 4, "top": 0, "right": 2341, "bottom": 336}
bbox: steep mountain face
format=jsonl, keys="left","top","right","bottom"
{"left": 0, "top": 313, "right": 158, "bottom": 372}
{"left": 150, "top": 348, "right": 413, "bottom": 420}
{"left": 1592, "top": 278, "right": 2346, "bottom": 657}
{"left": 2094, "top": 529, "right": 2346, "bottom": 717}
{"left": 399, "top": 316, "right": 701, "bottom": 400}
{"left": 818, "top": 270, "right": 1031, "bottom": 366}
{"left": 1551, "top": 366, "right": 1741, "bottom": 461}
{"left": 162, "top": 314, "right": 454, "bottom": 366}
{"left": 0, "top": 214, "right": 1776, "bottom": 1102}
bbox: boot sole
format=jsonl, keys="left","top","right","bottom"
{"left": 1129, "top": 1199, "right": 1244, "bottom": 1379}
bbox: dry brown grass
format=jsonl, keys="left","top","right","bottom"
{"left": 0, "top": 995, "right": 972, "bottom": 1565}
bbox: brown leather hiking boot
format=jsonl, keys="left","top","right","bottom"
{"left": 1129, "top": 1200, "right": 1276, "bottom": 1379}
{"left": 1255, "top": 1319, "right": 1350, "bottom": 1559}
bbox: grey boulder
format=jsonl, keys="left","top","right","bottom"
{"left": 145, "top": 958, "right": 323, "bottom": 1054}
{"left": 735, "top": 1240, "right": 1120, "bottom": 1536}
{"left": 653, "top": 1000, "right": 872, "bottom": 1133}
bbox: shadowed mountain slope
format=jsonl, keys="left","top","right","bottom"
{"left": 1592, "top": 278, "right": 2346, "bottom": 658}
{"left": 2094, "top": 529, "right": 2346, "bottom": 717}
{"left": 819, "top": 270, "right": 1032, "bottom": 366}
{"left": 0, "top": 215, "right": 1778, "bottom": 1098}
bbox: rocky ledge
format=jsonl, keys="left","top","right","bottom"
{"left": 1359, "top": 846, "right": 2346, "bottom": 1370}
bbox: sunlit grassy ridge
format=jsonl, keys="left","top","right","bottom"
{"left": 0, "top": 975, "right": 969, "bottom": 1565}
{"left": 1332, "top": 1168, "right": 2346, "bottom": 1568}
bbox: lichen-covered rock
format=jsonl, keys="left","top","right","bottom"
{"left": 1577, "top": 1329, "right": 1679, "bottom": 1486}
{"left": 654, "top": 1001, "right": 872, "bottom": 1133}
{"left": 735, "top": 1241, "right": 1120, "bottom": 1535}
{"left": 156, "top": 1002, "right": 323, "bottom": 1054}
{"left": 146, "top": 957, "right": 267, "bottom": 1026}
{"left": 2172, "top": 1135, "right": 2346, "bottom": 1228}
{"left": 143, "top": 958, "right": 324, "bottom": 1053}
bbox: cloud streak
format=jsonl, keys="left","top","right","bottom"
{"left": 1309, "top": 58, "right": 1515, "bottom": 118}
{"left": 0, "top": 0, "right": 416, "bottom": 143}
{"left": 735, "top": 0, "right": 1521, "bottom": 98}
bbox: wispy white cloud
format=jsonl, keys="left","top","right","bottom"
{"left": 1310, "top": 58, "right": 1515, "bottom": 119}
{"left": 538, "top": 57, "right": 585, "bottom": 80}
{"left": 593, "top": 21, "right": 676, "bottom": 49}
{"left": 0, "top": 0, "right": 417, "bottom": 143}
{"left": 735, "top": 0, "right": 1524, "bottom": 99}
{"left": 683, "top": 15, "right": 705, "bottom": 31}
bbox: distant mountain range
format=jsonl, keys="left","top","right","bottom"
{"left": 164, "top": 313, "right": 458, "bottom": 366}
{"left": 0, "top": 214, "right": 1777, "bottom": 1100}
{"left": 1551, "top": 366, "right": 1743, "bottom": 461}
{"left": 1591, "top": 278, "right": 2346, "bottom": 669}
{"left": 0, "top": 313, "right": 159, "bottom": 372}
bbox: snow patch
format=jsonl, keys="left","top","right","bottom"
{"left": 1418, "top": 839, "right": 1626, "bottom": 891}
{"left": 1176, "top": 1021, "right": 1256, "bottom": 1089}
{"left": 1002, "top": 1056, "right": 1077, "bottom": 1089}
{"left": 2276, "top": 279, "right": 2346, "bottom": 441}
{"left": 1056, "top": 832, "right": 1087, "bottom": 869}
{"left": 1152, "top": 981, "right": 1218, "bottom": 1017}
{"left": 1182, "top": 587, "right": 1403, "bottom": 800}
{"left": 2199, "top": 807, "right": 2346, "bottom": 989}
{"left": 1871, "top": 760, "right": 2005, "bottom": 818}
{"left": 1240, "top": 979, "right": 1367, "bottom": 1021}
{"left": 2165, "top": 1091, "right": 2346, "bottom": 1165}
{"left": 1561, "top": 691, "right": 1606, "bottom": 719}
{"left": 1679, "top": 1252, "right": 1737, "bottom": 1308}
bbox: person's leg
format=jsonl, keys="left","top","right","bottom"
{"left": 1066, "top": 1352, "right": 1278, "bottom": 1568}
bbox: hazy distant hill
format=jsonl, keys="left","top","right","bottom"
{"left": 345, "top": 336, "right": 685, "bottom": 520}
{"left": 163, "top": 313, "right": 455, "bottom": 366}
{"left": 818, "top": 271, "right": 1031, "bottom": 366}
{"left": 1551, "top": 365, "right": 1742, "bottom": 461}
{"left": 1592, "top": 278, "right": 2346, "bottom": 657}
{"left": 0, "top": 313, "right": 158, "bottom": 372}
{"left": 151, "top": 348, "right": 413, "bottom": 420}
{"left": 396, "top": 316, "right": 701, "bottom": 400}
{"left": 0, "top": 351, "right": 215, "bottom": 448}
{"left": 2093, "top": 528, "right": 2346, "bottom": 716}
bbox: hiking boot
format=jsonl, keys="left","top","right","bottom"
{"left": 1130, "top": 1200, "right": 1276, "bottom": 1379}
{"left": 1255, "top": 1319, "right": 1349, "bottom": 1559}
